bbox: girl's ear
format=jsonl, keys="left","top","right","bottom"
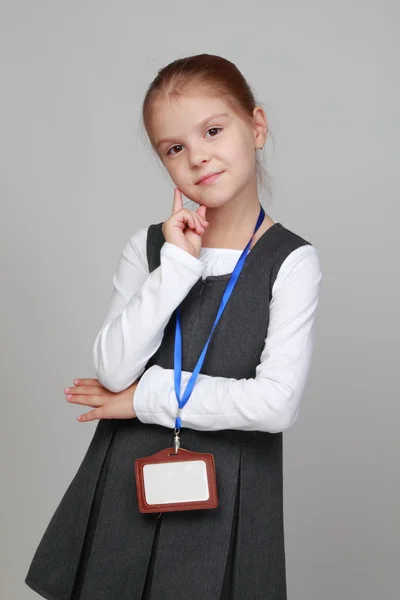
{"left": 252, "top": 106, "right": 268, "bottom": 149}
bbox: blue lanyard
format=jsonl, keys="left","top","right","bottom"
{"left": 173, "top": 204, "right": 265, "bottom": 431}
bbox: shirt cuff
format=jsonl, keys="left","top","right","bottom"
{"left": 133, "top": 365, "right": 175, "bottom": 428}
{"left": 161, "top": 242, "right": 206, "bottom": 276}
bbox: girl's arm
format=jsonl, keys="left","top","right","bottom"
{"left": 133, "top": 244, "right": 322, "bottom": 434}
{"left": 93, "top": 227, "right": 206, "bottom": 392}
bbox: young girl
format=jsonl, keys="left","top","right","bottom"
{"left": 25, "top": 53, "right": 322, "bottom": 600}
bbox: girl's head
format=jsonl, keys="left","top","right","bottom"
{"left": 142, "top": 54, "right": 270, "bottom": 209}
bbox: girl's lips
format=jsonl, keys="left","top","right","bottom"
{"left": 197, "top": 171, "right": 224, "bottom": 185}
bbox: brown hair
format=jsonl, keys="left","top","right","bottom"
{"left": 142, "top": 53, "right": 273, "bottom": 196}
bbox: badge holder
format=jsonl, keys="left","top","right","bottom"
{"left": 135, "top": 429, "right": 218, "bottom": 513}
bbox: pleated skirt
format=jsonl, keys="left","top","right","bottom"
{"left": 69, "top": 428, "right": 239, "bottom": 600}
{"left": 25, "top": 418, "right": 286, "bottom": 600}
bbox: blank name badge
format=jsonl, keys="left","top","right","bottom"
{"left": 135, "top": 447, "right": 219, "bottom": 513}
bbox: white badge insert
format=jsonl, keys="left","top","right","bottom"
{"left": 143, "top": 459, "right": 209, "bottom": 505}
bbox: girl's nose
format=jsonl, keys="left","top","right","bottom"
{"left": 188, "top": 148, "right": 210, "bottom": 168}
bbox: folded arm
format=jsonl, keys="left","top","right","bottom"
{"left": 134, "top": 245, "right": 322, "bottom": 433}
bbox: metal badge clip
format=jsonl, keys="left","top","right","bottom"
{"left": 172, "top": 428, "right": 181, "bottom": 454}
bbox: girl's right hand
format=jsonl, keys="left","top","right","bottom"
{"left": 65, "top": 378, "right": 138, "bottom": 421}
{"left": 162, "top": 188, "right": 209, "bottom": 259}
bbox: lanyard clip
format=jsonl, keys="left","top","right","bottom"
{"left": 173, "top": 428, "right": 180, "bottom": 454}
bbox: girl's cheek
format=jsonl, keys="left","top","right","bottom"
{"left": 171, "top": 166, "right": 185, "bottom": 185}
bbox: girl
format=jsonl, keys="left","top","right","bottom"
{"left": 25, "top": 53, "right": 322, "bottom": 600}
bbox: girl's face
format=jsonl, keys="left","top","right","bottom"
{"left": 150, "top": 93, "right": 265, "bottom": 208}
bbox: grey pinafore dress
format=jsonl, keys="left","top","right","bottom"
{"left": 25, "top": 221, "right": 311, "bottom": 600}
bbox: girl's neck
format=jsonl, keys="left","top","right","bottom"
{"left": 201, "top": 195, "right": 272, "bottom": 250}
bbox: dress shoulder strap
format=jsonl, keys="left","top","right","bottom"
{"left": 146, "top": 222, "right": 165, "bottom": 273}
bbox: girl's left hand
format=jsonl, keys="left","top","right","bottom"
{"left": 64, "top": 378, "right": 138, "bottom": 422}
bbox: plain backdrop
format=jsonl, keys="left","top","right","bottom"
{"left": 1, "top": 1, "right": 399, "bottom": 598}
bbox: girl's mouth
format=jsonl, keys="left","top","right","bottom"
{"left": 196, "top": 171, "right": 224, "bottom": 185}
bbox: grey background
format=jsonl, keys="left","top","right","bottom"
{"left": 1, "top": 1, "right": 399, "bottom": 598}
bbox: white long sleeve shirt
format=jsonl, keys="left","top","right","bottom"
{"left": 93, "top": 224, "right": 322, "bottom": 433}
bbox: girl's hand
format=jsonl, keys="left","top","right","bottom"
{"left": 162, "top": 188, "right": 209, "bottom": 259}
{"left": 64, "top": 378, "right": 138, "bottom": 422}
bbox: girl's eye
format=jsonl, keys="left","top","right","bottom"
{"left": 166, "top": 144, "right": 183, "bottom": 156}
{"left": 166, "top": 128, "right": 222, "bottom": 156}
{"left": 206, "top": 127, "right": 222, "bottom": 137}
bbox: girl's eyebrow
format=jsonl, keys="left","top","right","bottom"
{"left": 155, "top": 113, "right": 230, "bottom": 149}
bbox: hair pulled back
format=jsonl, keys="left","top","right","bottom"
{"left": 142, "top": 53, "right": 271, "bottom": 194}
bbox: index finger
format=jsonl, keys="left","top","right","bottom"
{"left": 172, "top": 188, "right": 183, "bottom": 214}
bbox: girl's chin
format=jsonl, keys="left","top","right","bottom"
{"left": 183, "top": 189, "right": 235, "bottom": 207}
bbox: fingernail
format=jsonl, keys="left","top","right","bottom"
{"left": 74, "top": 379, "right": 79, "bottom": 384}
{"left": 64, "top": 387, "right": 69, "bottom": 393}
{"left": 67, "top": 395, "right": 72, "bottom": 400}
